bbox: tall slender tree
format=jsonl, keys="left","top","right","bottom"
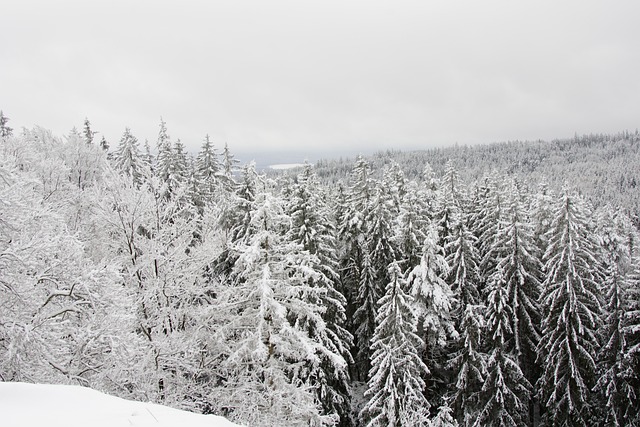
{"left": 360, "top": 262, "right": 429, "bottom": 427}
{"left": 537, "top": 192, "right": 603, "bottom": 426}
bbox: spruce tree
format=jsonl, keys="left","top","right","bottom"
{"left": 360, "top": 262, "right": 430, "bottom": 427}
{"left": 287, "top": 164, "right": 354, "bottom": 426}
{"left": 594, "top": 208, "right": 639, "bottom": 425}
{"left": 0, "top": 110, "right": 14, "bottom": 138}
{"left": 113, "top": 127, "right": 143, "bottom": 185}
{"left": 537, "top": 192, "right": 603, "bottom": 426}
{"left": 475, "top": 268, "right": 531, "bottom": 427}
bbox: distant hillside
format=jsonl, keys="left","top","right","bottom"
{"left": 311, "top": 130, "right": 640, "bottom": 220}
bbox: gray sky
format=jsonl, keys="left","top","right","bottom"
{"left": 2, "top": 0, "right": 639, "bottom": 160}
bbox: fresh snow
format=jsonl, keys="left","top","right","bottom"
{"left": 0, "top": 382, "right": 241, "bottom": 427}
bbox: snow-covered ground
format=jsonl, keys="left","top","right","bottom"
{"left": 0, "top": 382, "right": 240, "bottom": 427}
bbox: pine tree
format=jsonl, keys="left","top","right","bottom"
{"left": 475, "top": 268, "right": 531, "bottom": 427}
{"left": 360, "top": 262, "right": 430, "bottom": 427}
{"left": 537, "top": 192, "right": 603, "bottom": 426}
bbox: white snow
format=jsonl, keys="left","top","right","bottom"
{"left": 0, "top": 382, "right": 241, "bottom": 427}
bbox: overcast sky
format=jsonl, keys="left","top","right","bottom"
{"left": 2, "top": 1, "right": 639, "bottom": 160}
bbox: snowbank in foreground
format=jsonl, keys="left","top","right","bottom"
{"left": 0, "top": 382, "right": 240, "bottom": 427}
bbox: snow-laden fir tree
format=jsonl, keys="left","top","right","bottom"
{"left": 622, "top": 251, "right": 640, "bottom": 425}
{"left": 360, "top": 262, "right": 430, "bottom": 427}
{"left": 155, "top": 118, "right": 172, "bottom": 183}
{"left": 112, "top": 127, "right": 144, "bottom": 185}
{"left": 0, "top": 110, "right": 13, "bottom": 138}
{"left": 593, "top": 207, "right": 639, "bottom": 425}
{"left": 353, "top": 248, "right": 380, "bottom": 381}
{"left": 210, "top": 190, "right": 338, "bottom": 426}
{"left": 473, "top": 172, "right": 506, "bottom": 291}
{"left": 489, "top": 180, "right": 542, "bottom": 409}
{"left": 445, "top": 212, "right": 481, "bottom": 312}
{"left": 83, "top": 117, "right": 95, "bottom": 144}
{"left": 435, "top": 160, "right": 465, "bottom": 250}
{"left": 448, "top": 304, "right": 485, "bottom": 426}
{"left": 394, "top": 181, "right": 432, "bottom": 268}
{"left": 407, "top": 225, "right": 456, "bottom": 407}
{"left": 537, "top": 192, "right": 603, "bottom": 426}
{"left": 286, "top": 164, "right": 354, "bottom": 426}
{"left": 474, "top": 268, "right": 531, "bottom": 427}
{"left": 195, "top": 134, "right": 220, "bottom": 203}
{"left": 366, "top": 186, "right": 398, "bottom": 295}
{"left": 338, "top": 156, "right": 375, "bottom": 380}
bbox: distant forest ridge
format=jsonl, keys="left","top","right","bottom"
{"left": 308, "top": 130, "right": 640, "bottom": 221}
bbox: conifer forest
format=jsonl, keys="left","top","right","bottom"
{"left": 1, "top": 113, "right": 640, "bottom": 426}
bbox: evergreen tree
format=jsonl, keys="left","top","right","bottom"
{"left": 436, "top": 161, "right": 465, "bottom": 253}
{"left": 475, "top": 268, "right": 531, "bottom": 427}
{"left": 83, "top": 117, "right": 95, "bottom": 144}
{"left": 394, "top": 181, "right": 431, "bottom": 268}
{"left": 446, "top": 214, "right": 481, "bottom": 312}
{"left": 220, "top": 142, "right": 239, "bottom": 190}
{"left": 594, "top": 208, "right": 639, "bottom": 425}
{"left": 99, "top": 136, "right": 109, "bottom": 151}
{"left": 0, "top": 110, "right": 13, "bottom": 138}
{"left": 195, "top": 134, "right": 220, "bottom": 203}
{"left": 338, "top": 156, "right": 375, "bottom": 380}
{"left": 491, "top": 182, "right": 542, "bottom": 388}
{"left": 448, "top": 304, "right": 485, "bottom": 426}
{"left": 622, "top": 252, "right": 640, "bottom": 425}
{"left": 537, "top": 192, "right": 604, "bottom": 426}
{"left": 211, "top": 190, "right": 336, "bottom": 426}
{"left": 113, "top": 127, "right": 143, "bottom": 185}
{"left": 353, "top": 248, "right": 380, "bottom": 381}
{"left": 407, "top": 225, "right": 456, "bottom": 407}
{"left": 360, "top": 262, "right": 430, "bottom": 426}
{"left": 155, "top": 118, "right": 173, "bottom": 185}
{"left": 287, "top": 164, "right": 354, "bottom": 426}
{"left": 367, "top": 186, "right": 398, "bottom": 292}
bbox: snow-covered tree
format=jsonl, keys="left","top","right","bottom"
{"left": 490, "top": 182, "right": 542, "bottom": 387}
{"left": 594, "top": 207, "right": 639, "bottom": 425}
{"left": 113, "top": 127, "right": 144, "bottom": 185}
{"left": 537, "top": 192, "right": 603, "bottom": 426}
{"left": 195, "top": 134, "right": 220, "bottom": 203}
{"left": 210, "top": 190, "right": 337, "bottom": 426}
{"left": 474, "top": 268, "right": 531, "bottom": 427}
{"left": 0, "top": 110, "right": 14, "bottom": 138}
{"left": 287, "top": 164, "right": 354, "bottom": 425}
{"left": 407, "top": 225, "right": 456, "bottom": 408}
{"left": 360, "top": 262, "right": 430, "bottom": 427}
{"left": 448, "top": 304, "right": 485, "bottom": 426}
